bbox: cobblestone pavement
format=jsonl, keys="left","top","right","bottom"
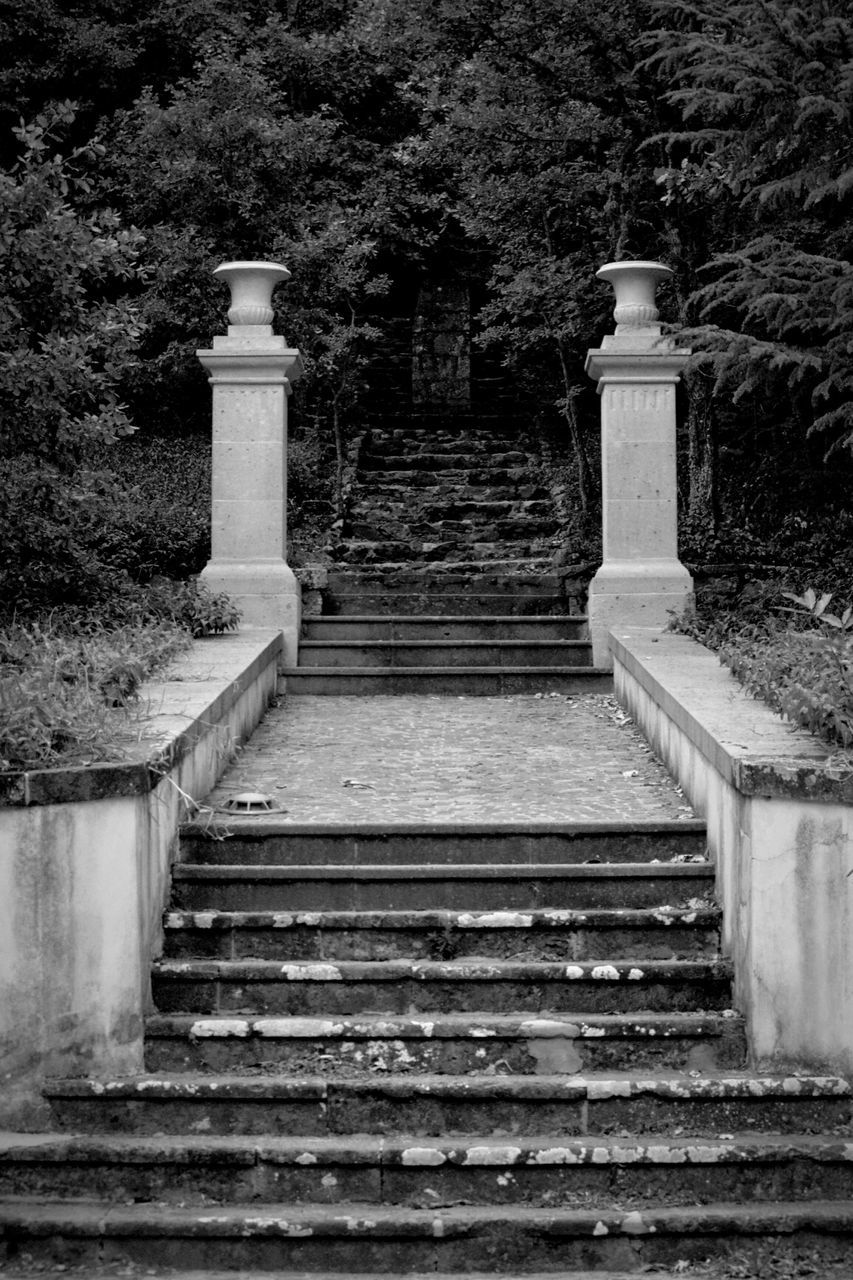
{"left": 205, "top": 693, "right": 695, "bottom": 824}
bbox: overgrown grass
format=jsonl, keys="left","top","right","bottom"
{"left": 1, "top": 577, "right": 240, "bottom": 772}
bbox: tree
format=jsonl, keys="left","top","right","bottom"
{"left": 645, "top": 0, "right": 853, "bottom": 472}
{"left": 0, "top": 103, "right": 147, "bottom": 606}
{"left": 362, "top": 0, "right": 672, "bottom": 513}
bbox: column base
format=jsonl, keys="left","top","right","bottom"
{"left": 201, "top": 561, "right": 302, "bottom": 667}
{"left": 587, "top": 560, "right": 693, "bottom": 669}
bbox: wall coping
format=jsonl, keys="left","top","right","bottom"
{"left": 0, "top": 629, "right": 282, "bottom": 809}
{"left": 609, "top": 625, "right": 851, "bottom": 802}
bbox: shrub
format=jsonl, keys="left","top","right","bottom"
{"left": 675, "top": 587, "right": 853, "bottom": 750}
{"left": 0, "top": 104, "right": 148, "bottom": 614}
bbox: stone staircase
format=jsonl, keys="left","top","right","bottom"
{"left": 2, "top": 415, "right": 852, "bottom": 1277}
{"left": 335, "top": 417, "right": 559, "bottom": 568}
{"left": 2, "top": 823, "right": 852, "bottom": 1274}
{"left": 283, "top": 415, "right": 607, "bottom": 694}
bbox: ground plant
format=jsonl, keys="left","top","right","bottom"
{"left": 678, "top": 585, "right": 853, "bottom": 751}
{"left": 0, "top": 578, "right": 240, "bottom": 772}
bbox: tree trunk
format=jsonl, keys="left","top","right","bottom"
{"left": 332, "top": 396, "right": 345, "bottom": 521}
{"left": 684, "top": 365, "right": 717, "bottom": 534}
{"left": 556, "top": 341, "right": 593, "bottom": 514}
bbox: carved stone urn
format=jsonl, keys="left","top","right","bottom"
{"left": 595, "top": 260, "right": 672, "bottom": 336}
{"left": 213, "top": 260, "right": 291, "bottom": 328}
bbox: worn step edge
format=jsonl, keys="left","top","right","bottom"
{"left": 297, "top": 641, "right": 591, "bottom": 650}
{"left": 303, "top": 615, "right": 590, "bottom": 625}
{"left": 280, "top": 666, "right": 608, "bottom": 676}
{"left": 151, "top": 958, "right": 733, "bottom": 983}
{"left": 145, "top": 1011, "right": 741, "bottom": 1041}
{"left": 163, "top": 906, "right": 720, "bottom": 931}
{"left": 44, "top": 1072, "right": 851, "bottom": 1102}
{"left": 3, "top": 1132, "right": 849, "bottom": 1167}
{"left": 2, "top": 1197, "right": 853, "bottom": 1237}
{"left": 170, "top": 862, "right": 713, "bottom": 883}
{"left": 0, "top": 1271, "right": 698, "bottom": 1280}
{"left": 178, "top": 817, "right": 708, "bottom": 839}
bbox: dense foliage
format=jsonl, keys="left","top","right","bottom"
{"left": 0, "top": 0, "right": 850, "bottom": 613}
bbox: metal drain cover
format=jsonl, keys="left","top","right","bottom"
{"left": 219, "top": 791, "right": 280, "bottom": 814}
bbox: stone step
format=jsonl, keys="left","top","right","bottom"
{"left": 177, "top": 821, "right": 708, "bottom": 867}
{"left": 44, "top": 1073, "right": 852, "bottom": 1138}
{"left": 3, "top": 1197, "right": 852, "bottom": 1272}
{"left": 4, "top": 1132, "right": 851, "bottom": 1208}
{"left": 169, "top": 861, "right": 715, "bottom": 912}
{"left": 349, "top": 483, "right": 550, "bottom": 503}
{"left": 302, "top": 616, "right": 589, "bottom": 641}
{"left": 326, "top": 567, "right": 570, "bottom": 589}
{"left": 345, "top": 519, "right": 559, "bottom": 543}
{"left": 347, "top": 508, "right": 557, "bottom": 532}
{"left": 296, "top": 641, "right": 592, "bottom": 670}
{"left": 145, "top": 1010, "right": 743, "bottom": 1075}
{"left": 162, "top": 903, "right": 719, "bottom": 960}
{"left": 361, "top": 451, "right": 528, "bottom": 470}
{"left": 363, "top": 500, "right": 556, "bottom": 520}
{"left": 325, "top": 596, "right": 575, "bottom": 617}
{"left": 335, "top": 542, "right": 554, "bottom": 567}
{"left": 279, "top": 667, "right": 611, "bottom": 695}
{"left": 324, "top": 593, "right": 574, "bottom": 617}
{"left": 150, "top": 957, "right": 734, "bottom": 1018}
{"left": 0, "top": 1272, "right": 666, "bottom": 1280}
{"left": 359, "top": 468, "right": 530, "bottom": 487}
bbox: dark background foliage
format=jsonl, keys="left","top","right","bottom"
{"left": 0, "top": 0, "right": 851, "bottom": 615}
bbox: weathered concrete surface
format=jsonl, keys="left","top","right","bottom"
{"left": 146, "top": 1010, "right": 745, "bottom": 1075}
{"left": 2, "top": 1198, "right": 853, "bottom": 1273}
{"left": 0, "top": 632, "right": 280, "bottom": 1129}
{"left": 611, "top": 625, "right": 853, "bottom": 1075}
{"left": 43, "top": 1072, "right": 851, "bottom": 1138}
{"left": 205, "top": 692, "right": 694, "bottom": 823}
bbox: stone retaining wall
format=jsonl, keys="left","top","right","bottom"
{"left": 0, "top": 631, "right": 282, "bottom": 1128}
{"left": 611, "top": 625, "right": 853, "bottom": 1075}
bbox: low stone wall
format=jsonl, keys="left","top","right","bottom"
{"left": 611, "top": 625, "right": 853, "bottom": 1075}
{"left": 0, "top": 630, "right": 282, "bottom": 1129}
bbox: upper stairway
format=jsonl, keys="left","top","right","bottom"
{"left": 283, "top": 417, "right": 607, "bottom": 694}
{"left": 333, "top": 416, "right": 561, "bottom": 570}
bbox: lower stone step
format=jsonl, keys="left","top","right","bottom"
{"left": 322, "top": 565, "right": 586, "bottom": 617}
{"left": 279, "top": 667, "right": 611, "bottom": 695}
{"left": 3, "top": 1132, "right": 851, "bottom": 1207}
{"left": 2, "top": 1197, "right": 852, "bottom": 1272}
{"left": 177, "top": 821, "right": 709, "bottom": 868}
{"left": 150, "top": 957, "right": 734, "bottom": 1017}
{"left": 161, "top": 903, "right": 721, "bottom": 961}
{"left": 45, "top": 1073, "right": 852, "bottom": 1138}
{"left": 302, "top": 616, "right": 589, "bottom": 641}
{"left": 325, "top": 593, "right": 576, "bottom": 617}
{"left": 144, "top": 1010, "right": 745, "bottom": 1075}
{"left": 295, "top": 641, "right": 592, "bottom": 669}
{"left": 169, "top": 862, "right": 716, "bottom": 912}
{"left": 0, "top": 1271, "right": 699, "bottom": 1280}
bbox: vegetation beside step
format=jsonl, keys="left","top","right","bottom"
{"left": 0, "top": 579, "right": 240, "bottom": 773}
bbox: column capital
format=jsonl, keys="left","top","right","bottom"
{"left": 197, "top": 344, "right": 304, "bottom": 386}
{"left": 584, "top": 346, "right": 690, "bottom": 386}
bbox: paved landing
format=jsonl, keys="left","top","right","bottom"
{"left": 205, "top": 693, "right": 695, "bottom": 824}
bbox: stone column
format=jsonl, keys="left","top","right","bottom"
{"left": 585, "top": 261, "right": 693, "bottom": 668}
{"left": 197, "top": 261, "right": 304, "bottom": 666}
